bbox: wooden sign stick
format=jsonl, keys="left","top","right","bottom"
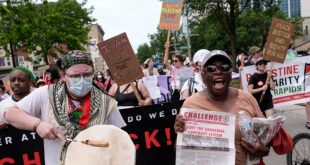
{"left": 259, "top": 62, "right": 275, "bottom": 103}
{"left": 130, "top": 82, "right": 143, "bottom": 103}
{"left": 164, "top": 30, "right": 171, "bottom": 58}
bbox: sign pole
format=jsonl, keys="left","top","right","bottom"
{"left": 259, "top": 62, "right": 275, "bottom": 103}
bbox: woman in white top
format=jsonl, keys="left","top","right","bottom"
{"left": 180, "top": 49, "right": 209, "bottom": 99}
{"left": 143, "top": 58, "right": 159, "bottom": 77}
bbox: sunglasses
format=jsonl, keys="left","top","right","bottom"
{"left": 172, "top": 60, "right": 179, "bottom": 63}
{"left": 206, "top": 64, "right": 231, "bottom": 73}
{"left": 257, "top": 61, "right": 267, "bottom": 66}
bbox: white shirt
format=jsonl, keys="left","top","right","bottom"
{"left": 181, "top": 72, "right": 205, "bottom": 94}
{"left": 1, "top": 86, "right": 126, "bottom": 165}
{"left": 0, "top": 96, "right": 16, "bottom": 122}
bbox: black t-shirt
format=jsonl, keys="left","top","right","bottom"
{"left": 248, "top": 72, "right": 273, "bottom": 102}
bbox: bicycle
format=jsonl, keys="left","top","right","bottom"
{"left": 287, "top": 132, "right": 310, "bottom": 165}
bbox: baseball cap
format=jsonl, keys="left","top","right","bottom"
{"left": 255, "top": 57, "right": 268, "bottom": 66}
{"left": 201, "top": 50, "right": 232, "bottom": 68}
{"left": 193, "top": 49, "right": 210, "bottom": 64}
{"left": 249, "top": 46, "right": 261, "bottom": 55}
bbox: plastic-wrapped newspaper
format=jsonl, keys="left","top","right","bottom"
{"left": 244, "top": 115, "right": 286, "bottom": 165}
{"left": 253, "top": 115, "right": 286, "bottom": 145}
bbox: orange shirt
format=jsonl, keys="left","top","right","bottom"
{"left": 182, "top": 87, "right": 263, "bottom": 165}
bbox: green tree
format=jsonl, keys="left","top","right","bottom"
{"left": 136, "top": 43, "right": 155, "bottom": 64}
{"left": 0, "top": 0, "right": 93, "bottom": 65}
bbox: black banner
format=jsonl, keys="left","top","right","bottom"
{"left": 0, "top": 100, "right": 183, "bottom": 165}
{"left": 0, "top": 125, "right": 44, "bottom": 165}
{"left": 120, "top": 100, "right": 183, "bottom": 165}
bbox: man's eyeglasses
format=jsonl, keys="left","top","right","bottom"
{"left": 206, "top": 64, "right": 231, "bottom": 73}
{"left": 172, "top": 60, "right": 179, "bottom": 63}
{"left": 66, "top": 72, "right": 93, "bottom": 80}
{"left": 257, "top": 61, "right": 267, "bottom": 66}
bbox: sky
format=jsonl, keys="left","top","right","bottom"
{"left": 84, "top": 0, "right": 163, "bottom": 53}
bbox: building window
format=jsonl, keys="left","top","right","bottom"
{"left": 290, "top": 0, "right": 300, "bottom": 17}
{"left": 280, "top": 0, "right": 289, "bottom": 17}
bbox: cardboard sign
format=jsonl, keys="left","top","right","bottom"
{"left": 97, "top": 33, "right": 143, "bottom": 86}
{"left": 263, "top": 18, "right": 295, "bottom": 63}
{"left": 1, "top": 76, "right": 11, "bottom": 91}
{"left": 159, "top": 0, "right": 184, "bottom": 31}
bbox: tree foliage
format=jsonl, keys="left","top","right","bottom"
{"left": 0, "top": 0, "right": 93, "bottom": 65}
{"left": 136, "top": 43, "right": 155, "bottom": 64}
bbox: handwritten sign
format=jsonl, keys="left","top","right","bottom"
{"left": 97, "top": 33, "right": 143, "bottom": 86}
{"left": 159, "top": 0, "right": 184, "bottom": 31}
{"left": 263, "top": 18, "right": 295, "bottom": 63}
{"left": 1, "top": 76, "right": 11, "bottom": 92}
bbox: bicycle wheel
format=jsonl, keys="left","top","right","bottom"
{"left": 287, "top": 133, "right": 310, "bottom": 165}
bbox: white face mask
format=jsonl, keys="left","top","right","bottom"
{"left": 68, "top": 77, "right": 92, "bottom": 97}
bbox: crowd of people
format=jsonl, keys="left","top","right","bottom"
{"left": 0, "top": 46, "right": 309, "bottom": 164}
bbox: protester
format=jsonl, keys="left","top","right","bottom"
{"left": 0, "top": 86, "right": 10, "bottom": 102}
{"left": 109, "top": 80, "right": 152, "bottom": 108}
{"left": 180, "top": 49, "right": 209, "bottom": 100}
{"left": 1, "top": 50, "right": 126, "bottom": 165}
{"left": 44, "top": 67, "right": 60, "bottom": 85}
{"left": 143, "top": 58, "right": 159, "bottom": 77}
{"left": 93, "top": 71, "right": 106, "bottom": 91}
{"left": 248, "top": 57, "right": 275, "bottom": 117}
{"left": 306, "top": 102, "right": 310, "bottom": 129}
{"left": 174, "top": 50, "right": 270, "bottom": 165}
{"left": 103, "top": 69, "right": 114, "bottom": 92}
{"left": 156, "top": 65, "right": 166, "bottom": 75}
{"left": 0, "top": 66, "right": 35, "bottom": 128}
{"left": 35, "top": 79, "right": 45, "bottom": 88}
{"left": 245, "top": 46, "right": 262, "bottom": 66}
{"left": 163, "top": 52, "right": 188, "bottom": 101}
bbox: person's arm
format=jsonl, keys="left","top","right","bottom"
{"left": 4, "top": 107, "right": 62, "bottom": 140}
{"left": 138, "top": 81, "right": 152, "bottom": 106}
{"left": 180, "top": 89, "right": 189, "bottom": 100}
{"left": 241, "top": 134, "right": 270, "bottom": 157}
{"left": 174, "top": 114, "right": 185, "bottom": 133}
{"left": 267, "top": 71, "right": 275, "bottom": 90}
{"left": 108, "top": 84, "right": 117, "bottom": 96}
{"left": 248, "top": 75, "right": 267, "bottom": 94}
{"left": 248, "top": 84, "right": 267, "bottom": 94}
{"left": 163, "top": 43, "right": 172, "bottom": 71}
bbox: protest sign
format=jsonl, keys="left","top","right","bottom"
{"left": 153, "top": 75, "right": 173, "bottom": 104}
{"left": 0, "top": 125, "right": 44, "bottom": 165}
{"left": 159, "top": 0, "right": 184, "bottom": 31}
{"left": 142, "top": 76, "right": 161, "bottom": 99}
{"left": 1, "top": 76, "right": 11, "bottom": 92}
{"left": 1, "top": 101, "right": 184, "bottom": 165}
{"left": 97, "top": 33, "right": 143, "bottom": 86}
{"left": 93, "top": 56, "right": 105, "bottom": 72}
{"left": 240, "top": 56, "right": 310, "bottom": 107}
{"left": 121, "top": 100, "right": 184, "bottom": 165}
{"left": 176, "top": 108, "right": 236, "bottom": 165}
{"left": 263, "top": 18, "right": 294, "bottom": 63}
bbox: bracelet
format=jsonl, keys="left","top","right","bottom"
{"left": 33, "top": 119, "right": 42, "bottom": 132}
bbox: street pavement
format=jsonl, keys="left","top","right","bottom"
{"left": 264, "top": 104, "right": 310, "bottom": 165}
